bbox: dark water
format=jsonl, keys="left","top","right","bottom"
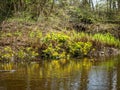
{"left": 0, "top": 56, "right": 120, "bottom": 90}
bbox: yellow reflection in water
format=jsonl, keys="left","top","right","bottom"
{"left": 0, "top": 63, "right": 13, "bottom": 70}
{"left": 24, "top": 58, "right": 93, "bottom": 78}
{"left": 0, "top": 58, "right": 116, "bottom": 79}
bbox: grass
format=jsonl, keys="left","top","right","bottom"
{"left": 93, "top": 33, "right": 120, "bottom": 47}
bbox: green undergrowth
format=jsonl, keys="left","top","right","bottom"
{"left": 0, "top": 30, "right": 120, "bottom": 61}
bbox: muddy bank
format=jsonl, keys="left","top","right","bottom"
{"left": 0, "top": 21, "right": 120, "bottom": 61}
{"left": 88, "top": 47, "right": 120, "bottom": 58}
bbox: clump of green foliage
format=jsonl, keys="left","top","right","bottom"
{"left": 70, "top": 31, "right": 120, "bottom": 48}
{"left": 93, "top": 33, "right": 120, "bottom": 47}
{"left": 40, "top": 32, "right": 93, "bottom": 59}
{"left": 0, "top": 46, "right": 14, "bottom": 61}
{"left": 41, "top": 32, "right": 69, "bottom": 59}
{"left": 0, "top": 46, "right": 38, "bottom": 61}
{"left": 15, "top": 47, "right": 38, "bottom": 61}
{"left": 69, "top": 42, "right": 92, "bottom": 57}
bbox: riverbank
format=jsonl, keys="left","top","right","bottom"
{"left": 0, "top": 20, "right": 120, "bottom": 62}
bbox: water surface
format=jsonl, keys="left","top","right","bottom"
{"left": 0, "top": 56, "right": 120, "bottom": 90}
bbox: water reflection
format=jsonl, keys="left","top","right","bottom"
{"left": 0, "top": 56, "right": 120, "bottom": 90}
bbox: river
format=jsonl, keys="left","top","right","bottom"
{"left": 0, "top": 56, "right": 120, "bottom": 90}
